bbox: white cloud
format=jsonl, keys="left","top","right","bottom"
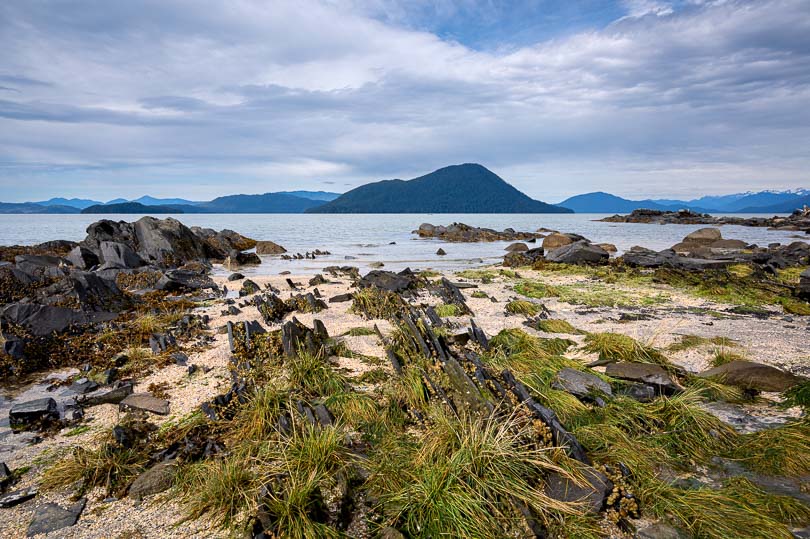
{"left": 0, "top": 0, "right": 809, "bottom": 201}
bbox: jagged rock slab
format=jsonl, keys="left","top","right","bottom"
{"left": 699, "top": 360, "right": 805, "bottom": 392}
{"left": 26, "top": 498, "right": 86, "bottom": 536}
{"left": 119, "top": 393, "right": 170, "bottom": 415}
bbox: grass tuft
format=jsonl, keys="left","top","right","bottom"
{"left": 533, "top": 318, "right": 583, "bottom": 334}
{"left": 582, "top": 332, "right": 670, "bottom": 366}
{"left": 505, "top": 300, "right": 542, "bottom": 316}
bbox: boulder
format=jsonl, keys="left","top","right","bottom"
{"left": 1, "top": 303, "right": 117, "bottom": 336}
{"left": 155, "top": 269, "right": 217, "bottom": 292}
{"left": 14, "top": 255, "right": 67, "bottom": 281}
{"left": 225, "top": 250, "right": 261, "bottom": 268}
{"left": 128, "top": 462, "right": 177, "bottom": 500}
{"left": 545, "top": 241, "right": 609, "bottom": 265}
{"left": 190, "top": 227, "right": 256, "bottom": 255}
{"left": 710, "top": 239, "right": 748, "bottom": 250}
{"left": 99, "top": 241, "right": 144, "bottom": 269}
{"left": 544, "top": 467, "right": 612, "bottom": 513}
{"left": 552, "top": 368, "right": 612, "bottom": 400}
{"left": 359, "top": 269, "right": 416, "bottom": 293}
{"left": 239, "top": 279, "right": 261, "bottom": 297}
{"left": 621, "top": 246, "right": 676, "bottom": 268}
{"left": 542, "top": 233, "right": 574, "bottom": 250}
{"left": 37, "top": 271, "right": 127, "bottom": 312}
{"left": 255, "top": 240, "right": 287, "bottom": 255}
{"left": 799, "top": 268, "right": 810, "bottom": 300}
{"left": 66, "top": 246, "right": 100, "bottom": 270}
{"left": 605, "top": 363, "right": 679, "bottom": 395}
{"left": 595, "top": 243, "right": 617, "bottom": 253}
{"left": 505, "top": 242, "right": 528, "bottom": 252}
{"left": 228, "top": 272, "right": 245, "bottom": 281}
{"left": 26, "top": 498, "right": 86, "bottom": 537}
{"left": 119, "top": 393, "right": 170, "bottom": 415}
{"left": 683, "top": 227, "right": 722, "bottom": 244}
{"left": 134, "top": 217, "right": 209, "bottom": 265}
{"left": 698, "top": 361, "right": 804, "bottom": 392}
{"left": 9, "top": 398, "right": 58, "bottom": 430}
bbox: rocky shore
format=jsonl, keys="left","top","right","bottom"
{"left": 1, "top": 218, "right": 809, "bottom": 539}
{"left": 599, "top": 207, "right": 810, "bottom": 233}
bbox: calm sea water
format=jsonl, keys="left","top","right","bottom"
{"left": 0, "top": 213, "right": 804, "bottom": 275}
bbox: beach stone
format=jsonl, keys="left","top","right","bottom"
{"left": 99, "top": 241, "right": 144, "bottom": 269}
{"left": 799, "top": 268, "right": 810, "bottom": 300}
{"left": 81, "top": 382, "right": 134, "bottom": 406}
{"left": 636, "top": 523, "right": 688, "bottom": 539}
{"left": 156, "top": 269, "right": 216, "bottom": 292}
{"left": 0, "top": 486, "right": 37, "bottom": 508}
{"left": 605, "top": 363, "right": 679, "bottom": 395}
{"left": 545, "top": 241, "right": 609, "bottom": 265}
{"left": 544, "top": 467, "right": 612, "bottom": 513}
{"left": 552, "top": 368, "right": 612, "bottom": 400}
{"left": 595, "top": 243, "right": 618, "bottom": 253}
{"left": 329, "top": 293, "right": 353, "bottom": 303}
{"left": 436, "top": 248, "right": 447, "bottom": 256}
{"left": 710, "top": 239, "right": 748, "bottom": 250}
{"left": 542, "top": 233, "right": 574, "bottom": 250}
{"left": 9, "top": 398, "right": 58, "bottom": 430}
{"left": 69, "top": 377, "right": 99, "bottom": 394}
{"left": 239, "top": 279, "right": 261, "bottom": 297}
{"left": 359, "top": 269, "right": 415, "bottom": 293}
{"left": 228, "top": 272, "right": 245, "bottom": 281}
{"left": 698, "top": 360, "right": 804, "bottom": 392}
{"left": 119, "top": 393, "right": 170, "bottom": 416}
{"left": 0, "top": 462, "right": 11, "bottom": 490}
{"left": 505, "top": 242, "right": 528, "bottom": 252}
{"left": 255, "top": 240, "right": 287, "bottom": 255}
{"left": 621, "top": 246, "right": 675, "bottom": 268}
{"left": 683, "top": 227, "right": 722, "bottom": 244}
{"left": 617, "top": 382, "right": 657, "bottom": 402}
{"left": 26, "top": 498, "right": 86, "bottom": 536}
{"left": 128, "top": 462, "right": 177, "bottom": 500}
{"left": 66, "top": 245, "right": 100, "bottom": 270}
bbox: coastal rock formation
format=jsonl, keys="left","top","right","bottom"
{"left": 600, "top": 207, "right": 810, "bottom": 233}
{"left": 545, "top": 241, "right": 609, "bottom": 265}
{"left": 416, "top": 222, "right": 544, "bottom": 242}
{"left": 255, "top": 240, "right": 287, "bottom": 255}
{"left": 698, "top": 361, "right": 805, "bottom": 392}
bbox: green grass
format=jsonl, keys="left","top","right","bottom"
{"left": 287, "top": 350, "right": 347, "bottom": 398}
{"left": 515, "top": 279, "right": 669, "bottom": 308}
{"left": 710, "top": 348, "right": 747, "bottom": 367}
{"left": 533, "top": 318, "right": 583, "bottom": 334}
{"left": 350, "top": 287, "right": 402, "bottom": 320}
{"left": 342, "top": 326, "right": 377, "bottom": 337}
{"left": 728, "top": 421, "right": 810, "bottom": 476}
{"left": 581, "top": 332, "right": 670, "bottom": 367}
{"left": 434, "top": 303, "right": 460, "bottom": 317}
{"left": 505, "top": 299, "right": 542, "bottom": 316}
{"left": 455, "top": 268, "right": 517, "bottom": 283}
{"left": 64, "top": 425, "right": 91, "bottom": 437}
{"left": 780, "top": 380, "right": 810, "bottom": 411}
{"left": 668, "top": 334, "right": 737, "bottom": 352}
{"left": 470, "top": 290, "right": 488, "bottom": 299}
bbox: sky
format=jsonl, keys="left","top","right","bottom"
{"left": 0, "top": 0, "right": 809, "bottom": 203}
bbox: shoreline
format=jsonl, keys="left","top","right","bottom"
{"left": 1, "top": 217, "right": 808, "bottom": 538}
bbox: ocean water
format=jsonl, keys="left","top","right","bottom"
{"left": 0, "top": 213, "right": 804, "bottom": 275}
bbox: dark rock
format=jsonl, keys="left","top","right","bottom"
{"left": 99, "top": 241, "right": 145, "bottom": 269}
{"left": 9, "top": 398, "right": 58, "bottom": 430}
{"left": 616, "top": 382, "right": 657, "bottom": 402}
{"left": 119, "top": 393, "right": 170, "bottom": 415}
{"left": 799, "top": 268, "right": 810, "bottom": 300}
{"left": 26, "top": 498, "right": 86, "bottom": 536}
{"left": 505, "top": 242, "right": 528, "bottom": 252}
{"left": 683, "top": 227, "right": 722, "bottom": 244}
{"left": 133, "top": 217, "right": 210, "bottom": 265}
{"left": 359, "top": 269, "right": 416, "bottom": 293}
{"left": 66, "top": 246, "right": 100, "bottom": 270}
{"left": 239, "top": 279, "right": 261, "bottom": 297}
{"left": 545, "top": 241, "right": 609, "bottom": 265}
{"left": 698, "top": 360, "right": 805, "bottom": 392}
{"left": 0, "top": 486, "right": 37, "bottom": 508}
{"left": 544, "top": 467, "right": 612, "bottom": 513}
{"left": 0, "top": 462, "right": 11, "bottom": 490}
{"left": 605, "top": 363, "right": 679, "bottom": 395}
{"left": 436, "top": 248, "right": 447, "bottom": 256}
{"left": 313, "top": 404, "right": 334, "bottom": 427}
{"left": 416, "top": 222, "right": 543, "bottom": 242}
{"left": 171, "top": 352, "right": 189, "bottom": 366}
{"left": 636, "top": 523, "right": 688, "bottom": 539}
{"left": 329, "top": 293, "right": 353, "bottom": 303}
{"left": 552, "top": 368, "right": 612, "bottom": 400}
{"left": 254, "top": 293, "right": 292, "bottom": 324}
{"left": 2, "top": 335, "right": 25, "bottom": 359}
{"left": 255, "top": 240, "right": 287, "bottom": 255}
{"left": 228, "top": 272, "right": 245, "bottom": 281}
{"left": 226, "top": 250, "right": 261, "bottom": 267}
{"left": 309, "top": 274, "right": 327, "bottom": 286}
{"left": 69, "top": 377, "right": 99, "bottom": 394}
{"left": 128, "top": 462, "right": 177, "bottom": 500}
{"left": 155, "top": 269, "right": 217, "bottom": 292}
{"left": 621, "top": 246, "right": 676, "bottom": 268}
{"left": 80, "top": 382, "right": 134, "bottom": 406}
{"left": 149, "top": 333, "right": 175, "bottom": 354}
{"left": 14, "top": 254, "right": 67, "bottom": 281}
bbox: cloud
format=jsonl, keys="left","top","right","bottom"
{"left": 0, "top": 0, "right": 808, "bottom": 201}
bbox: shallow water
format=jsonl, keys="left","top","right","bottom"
{"left": 0, "top": 213, "right": 804, "bottom": 275}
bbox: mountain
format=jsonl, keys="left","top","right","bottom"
{"left": 131, "top": 196, "right": 201, "bottom": 206}
{"left": 307, "top": 164, "right": 569, "bottom": 214}
{"left": 277, "top": 190, "right": 340, "bottom": 202}
{"left": 739, "top": 194, "right": 810, "bottom": 213}
{"left": 33, "top": 197, "right": 103, "bottom": 209}
{"left": 555, "top": 192, "right": 687, "bottom": 213}
{"left": 0, "top": 202, "right": 81, "bottom": 214}
{"left": 81, "top": 202, "right": 186, "bottom": 214}
{"left": 197, "top": 193, "right": 323, "bottom": 213}
{"left": 719, "top": 190, "right": 810, "bottom": 212}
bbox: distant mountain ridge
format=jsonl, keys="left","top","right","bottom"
{"left": 308, "top": 164, "right": 570, "bottom": 214}
{"left": 556, "top": 192, "right": 714, "bottom": 214}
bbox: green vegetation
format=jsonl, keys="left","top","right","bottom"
{"left": 434, "top": 303, "right": 460, "bottom": 317}
{"left": 455, "top": 268, "right": 517, "bottom": 283}
{"left": 342, "top": 326, "right": 377, "bottom": 337}
{"left": 729, "top": 421, "right": 810, "bottom": 476}
{"left": 668, "top": 334, "right": 737, "bottom": 352}
{"left": 505, "top": 299, "right": 542, "bottom": 316}
{"left": 533, "top": 318, "right": 583, "bottom": 334}
{"left": 581, "top": 332, "right": 670, "bottom": 366}
{"left": 710, "top": 348, "right": 747, "bottom": 367}
{"left": 515, "top": 279, "right": 669, "bottom": 308}
{"left": 470, "top": 290, "right": 489, "bottom": 298}
{"left": 350, "top": 287, "right": 402, "bottom": 320}
{"left": 780, "top": 380, "right": 810, "bottom": 411}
